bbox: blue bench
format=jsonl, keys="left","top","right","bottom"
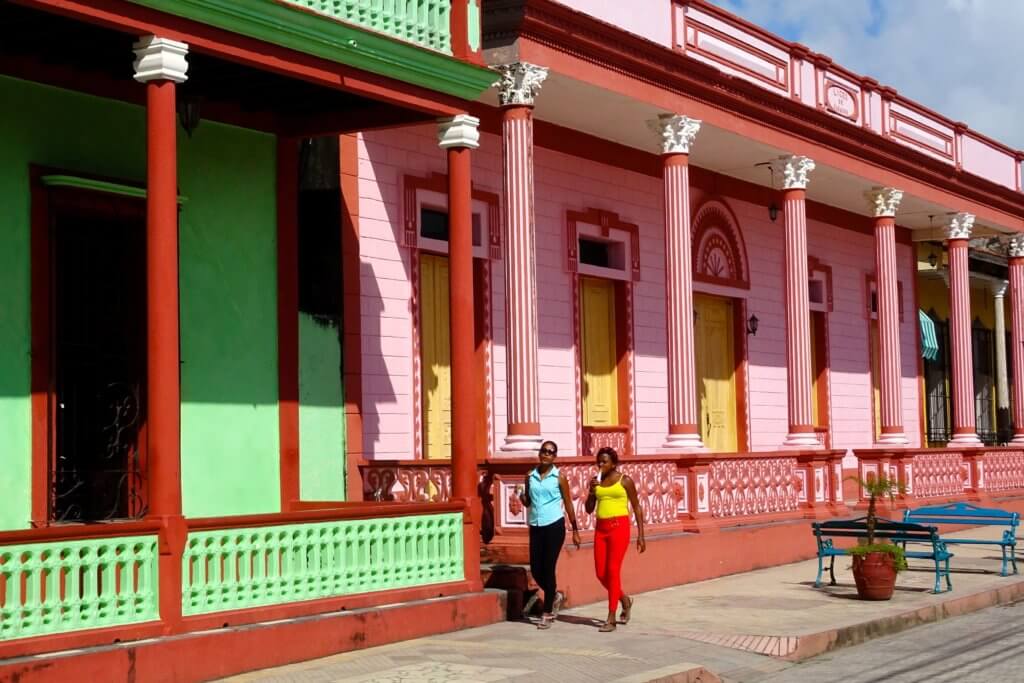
{"left": 903, "top": 502, "right": 1019, "bottom": 577}
{"left": 812, "top": 516, "right": 953, "bottom": 593}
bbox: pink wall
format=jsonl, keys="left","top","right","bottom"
{"left": 356, "top": 126, "right": 921, "bottom": 460}
{"left": 555, "top": 0, "right": 672, "bottom": 47}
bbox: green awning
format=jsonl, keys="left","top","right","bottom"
{"left": 919, "top": 309, "right": 940, "bottom": 362}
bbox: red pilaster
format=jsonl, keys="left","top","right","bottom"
{"left": 439, "top": 115, "right": 482, "bottom": 589}
{"left": 135, "top": 34, "right": 189, "bottom": 632}
{"left": 662, "top": 152, "right": 703, "bottom": 449}
{"left": 773, "top": 154, "right": 818, "bottom": 448}
{"left": 946, "top": 214, "right": 981, "bottom": 445}
{"left": 869, "top": 188, "right": 907, "bottom": 444}
{"left": 277, "top": 137, "right": 300, "bottom": 509}
{"left": 1009, "top": 238, "right": 1024, "bottom": 443}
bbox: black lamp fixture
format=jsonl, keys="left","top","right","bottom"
{"left": 746, "top": 313, "right": 759, "bottom": 336}
{"left": 768, "top": 202, "right": 780, "bottom": 223}
{"left": 177, "top": 96, "right": 202, "bottom": 138}
{"left": 927, "top": 251, "right": 938, "bottom": 268}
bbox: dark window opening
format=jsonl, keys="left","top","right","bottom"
{"left": 924, "top": 315, "right": 951, "bottom": 444}
{"left": 579, "top": 237, "right": 616, "bottom": 269}
{"left": 298, "top": 137, "right": 342, "bottom": 328}
{"left": 421, "top": 208, "right": 449, "bottom": 242}
{"left": 809, "top": 279, "right": 824, "bottom": 305}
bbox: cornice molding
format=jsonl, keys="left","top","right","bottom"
{"left": 481, "top": 0, "right": 1024, "bottom": 219}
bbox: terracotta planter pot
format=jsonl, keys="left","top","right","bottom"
{"left": 851, "top": 551, "right": 898, "bottom": 600}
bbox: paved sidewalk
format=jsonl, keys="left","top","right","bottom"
{"left": 220, "top": 526, "right": 1024, "bottom": 683}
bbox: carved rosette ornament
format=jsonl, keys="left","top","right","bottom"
{"left": 648, "top": 114, "right": 702, "bottom": 155}
{"left": 866, "top": 187, "right": 903, "bottom": 218}
{"left": 495, "top": 62, "right": 549, "bottom": 107}
{"left": 945, "top": 212, "right": 975, "bottom": 241}
{"left": 1008, "top": 233, "right": 1024, "bottom": 258}
{"left": 769, "top": 155, "right": 815, "bottom": 190}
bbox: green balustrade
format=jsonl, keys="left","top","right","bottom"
{"left": 182, "top": 512, "right": 463, "bottom": 616}
{"left": 284, "top": 0, "right": 453, "bottom": 53}
{"left": 0, "top": 536, "right": 159, "bottom": 641}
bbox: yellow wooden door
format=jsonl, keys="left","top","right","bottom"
{"left": 695, "top": 295, "right": 738, "bottom": 451}
{"left": 580, "top": 277, "right": 619, "bottom": 426}
{"left": 420, "top": 254, "right": 451, "bottom": 459}
{"left": 870, "top": 320, "right": 881, "bottom": 441}
{"left": 810, "top": 314, "right": 820, "bottom": 427}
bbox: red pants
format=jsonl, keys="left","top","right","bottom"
{"left": 594, "top": 516, "right": 630, "bottom": 614}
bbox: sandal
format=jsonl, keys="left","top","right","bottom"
{"left": 552, "top": 591, "right": 565, "bottom": 617}
{"left": 619, "top": 596, "right": 633, "bottom": 625}
{"left": 537, "top": 614, "right": 554, "bottom": 630}
{"left": 521, "top": 592, "right": 539, "bottom": 620}
{"left": 598, "top": 621, "right": 616, "bottom": 632}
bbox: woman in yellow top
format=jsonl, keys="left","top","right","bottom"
{"left": 585, "top": 447, "right": 646, "bottom": 632}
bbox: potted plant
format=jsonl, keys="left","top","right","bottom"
{"left": 845, "top": 472, "right": 907, "bottom": 600}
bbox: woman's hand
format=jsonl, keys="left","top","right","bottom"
{"left": 636, "top": 535, "right": 646, "bottom": 554}
{"left": 589, "top": 476, "right": 599, "bottom": 492}
{"left": 572, "top": 530, "right": 581, "bottom": 549}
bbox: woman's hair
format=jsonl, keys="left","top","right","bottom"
{"left": 596, "top": 446, "right": 619, "bottom": 465}
{"left": 540, "top": 440, "right": 558, "bottom": 455}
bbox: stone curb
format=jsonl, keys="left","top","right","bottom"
{"left": 620, "top": 663, "right": 722, "bottom": 683}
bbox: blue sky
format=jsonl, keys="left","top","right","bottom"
{"left": 709, "top": 0, "right": 1024, "bottom": 149}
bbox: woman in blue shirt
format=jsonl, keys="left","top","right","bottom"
{"left": 517, "top": 440, "right": 581, "bottom": 629}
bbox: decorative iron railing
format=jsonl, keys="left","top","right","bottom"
{"left": 0, "top": 530, "right": 159, "bottom": 641}
{"left": 283, "top": 0, "right": 453, "bottom": 53}
{"left": 182, "top": 512, "right": 463, "bottom": 616}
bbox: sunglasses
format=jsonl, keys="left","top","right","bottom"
{"left": 539, "top": 448, "right": 556, "bottom": 455}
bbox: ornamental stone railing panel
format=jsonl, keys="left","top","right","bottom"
{"left": 909, "top": 451, "right": 965, "bottom": 499}
{"left": 707, "top": 457, "right": 801, "bottom": 518}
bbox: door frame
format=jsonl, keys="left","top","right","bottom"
{"left": 30, "top": 165, "right": 149, "bottom": 526}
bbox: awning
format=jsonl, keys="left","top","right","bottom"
{"left": 919, "top": 309, "right": 940, "bottom": 362}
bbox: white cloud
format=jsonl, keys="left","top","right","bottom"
{"left": 713, "top": 0, "right": 1024, "bottom": 150}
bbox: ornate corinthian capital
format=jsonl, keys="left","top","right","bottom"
{"left": 866, "top": 187, "right": 903, "bottom": 218}
{"left": 495, "top": 62, "right": 548, "bottom": 107}
{"left": 945, "top": 212, "right": 975, "bottom": 240}
{"left": 1008, "top": 233, "right": 1024, "bottom": 258}
{"left": 770, "top": 155, "right": 816, "bottom": 190}
{"left": 133, "top": 35, "right": 189, "bottom": 84}
{"left": 648, "top": 114, "right": 701, "bottom": 155}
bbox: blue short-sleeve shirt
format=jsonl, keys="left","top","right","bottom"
{"left": 527, "top": 465, "right": 565, "bottom": 527}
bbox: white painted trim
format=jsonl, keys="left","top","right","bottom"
{"left": 576, "top": 222, "right": 632, "bottom": 282}
{"left": 415, "top": 188, "right": 488, "bottom": 259}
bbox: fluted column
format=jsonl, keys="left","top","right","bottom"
{"left": 867, "top": 187, "right": 908, "bottom": 444}
{"left": 496, "top": 63, "right": 548, "bottom": 452}
{"left": 649, "top": 114, "right": 704, "bottom": 450}
{"left": 946, "top": 213, "right": 981, "bottom": 445}
{"left": 993, "top": 280, "right": 1010, "bottom": 441}
{"left": 772, "top": 155, "right": 819, "bottom": 448}
{"left": 1009, "top": 235, "right": 1024, "bottom": 442}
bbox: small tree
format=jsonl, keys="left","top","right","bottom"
{"left": 845, "top": 472, "right": 907, "bottom": 569}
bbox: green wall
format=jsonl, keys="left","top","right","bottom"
{"left": 298, "top": 314, "right": 347, "bottom": 501}
{"left": 0, "top": 76, "right": 280, "bottom": 528}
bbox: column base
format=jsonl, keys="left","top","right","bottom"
{"left": 783, "top": 432, "right": 821, "bottom": 448}
{"left": 1012, "top": 434, "right": 1024, "bottom": 444}
{"left": 660, "top": 432, "right": 707, "bottom": 451}
{"left": 500, "top": 434, "right": 545, "bottom": 452}
{"left": 876, "top": 432, "right": 909, "bottom": 445}
{"left": 950, "top": 432, "right": 982, "bottom": 446}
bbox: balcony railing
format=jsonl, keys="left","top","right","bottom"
{"left": 283, "top": 0, "right": 453, "bottom": 54}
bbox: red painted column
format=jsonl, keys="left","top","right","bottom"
{"left": 946, "top": 213, "right": 981, "bottom": 445}
{"left": 496, "top": 63, "right": 548, "bottom": 452}
{"left": 438, "top": 114, "right": 482, "bottom": 588}
{"left": 651, "top": 114, "right": 704, "bottom": 450}
{"left": 772, "top": 156, "right": 820, "bottom": 448}
{"left": 868, "top": 187, "right": 907, "bottom": 444}
{"left": 134, "top": 35, "right": 188, "bottom": 632}
{"left": 1009, "top": 235, "right": 1024, "bottom": 443}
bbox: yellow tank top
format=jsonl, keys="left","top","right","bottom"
{"left": 595, "top": 478, "right": 629, "bottom": 519}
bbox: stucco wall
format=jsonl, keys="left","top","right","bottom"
{"left": 0, "top": 76, "right": 280, "bottom": 528}
{"left": 357, "top": 124, "right": 923, "bottom": 460}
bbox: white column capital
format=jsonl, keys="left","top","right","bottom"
{"left": 437, "top": 114, "right": 480, "bottom": 150}
{"left": 770, "top": 155, "right": 816, "bottom": 190}
{"left": 866, "top": 187, "right": 903, "bottom": 218}
{"left": 133, "top": 35, "right": 189, "bottom": 84}
{"left": 945, "top": 212, "right": 975, "bottom": 240}
{"left": 1007, "top": 233, "right": 1024, "bottom": 258}
{"left": 992, "top": 280, "right": 1009, "bottom": 299}
{"left": 648, "top": 114, "right": 701, "bottom": 155}
{"left": 494, "top": 62, "right": 549, "bottom": 107}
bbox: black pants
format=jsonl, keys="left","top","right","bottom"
{"left": 528, "top": 519, "right": 566, "bottom": 613}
